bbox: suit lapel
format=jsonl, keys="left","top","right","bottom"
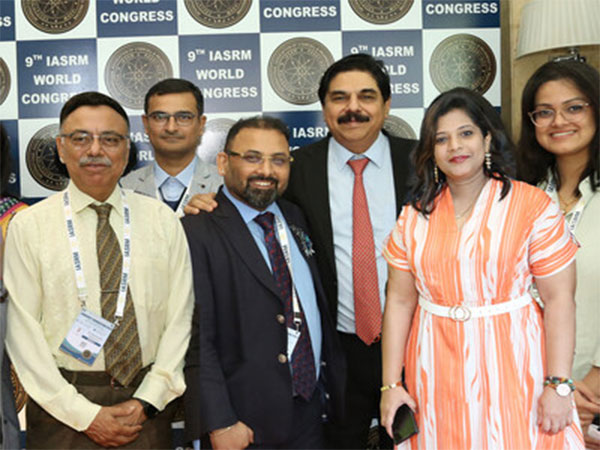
{"left": 137, "top": 164, "right": 159, "bottom": 198}
{"left": 211, "top": 191, "right": 282, "bottom": 300}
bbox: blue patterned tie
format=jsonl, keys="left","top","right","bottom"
{"left": 254, "top": 212, "right": 316, "bottom": 400}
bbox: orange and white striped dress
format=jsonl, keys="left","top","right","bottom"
{"left": 383, "top": 179, "right": 584, "bottom": 449}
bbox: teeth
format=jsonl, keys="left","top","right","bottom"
{"left": 551, "top": 131, "right": 575, "bottom": 137}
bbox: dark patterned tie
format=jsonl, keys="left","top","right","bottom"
{"left": 91, "top": 204, "right": 142, "bottom": 386}
{"left": 254, "top": 212, "right": 316, "bottom": 400}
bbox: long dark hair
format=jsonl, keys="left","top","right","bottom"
{"left": 517, "top": 60, "right": 599, "bottom": 194}
{"left": 408, "top": 88, "right": 515, "bottom": 216}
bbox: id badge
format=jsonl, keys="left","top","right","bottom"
{"left": 59, "top": 309, "right": 114, "bottom": 365}
{"left": 286, "top": 327, "right": 300, "bottom": 361}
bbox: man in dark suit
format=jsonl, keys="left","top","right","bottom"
{"left": 181, "top": 116, "right": 344, "bottom": 449}
{"left": 283, "top": 53, "right": 417, "bottom": 449}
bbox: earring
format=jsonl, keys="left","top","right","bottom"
{"left": 434, "top": 165, "right": 439, "bottom": 184}
{"left": 485, "top": 151, "right": 491, "bottom": 171}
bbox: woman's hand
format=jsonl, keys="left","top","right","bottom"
{"left": 380, "top": 386, "right": 417, "bottom": 440}
{"left": 537, "top": 386, "right": 574, "bottom": 434}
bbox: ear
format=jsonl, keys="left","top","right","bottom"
{"left": 141, "top": 115, "right": 150, "bottom": 135}
{"left": 199, "top": 114, "right": 207, "bottom": 134}
{"left": 383, "top": 97, "right": 392, "bottom": 118}
{"left": 55, "top": 136, "right": 66, "bottom": 164}
{"left": 216, "top": 152, "right": 228, "bottom": 177}
{"left": 484, "top": 133, "right": 492, "bottom": 150}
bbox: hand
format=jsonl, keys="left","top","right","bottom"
{"left": 583, "top": 423, "right": 600, "bottom": 450}
{"left": 115, "top": 399, "right": 148, "bottom": 426}
{"left": 380, "top": 386, "right": 417, "bottom": 440}
{"left": 184, "top": 192, "right": 218, "bottom": 215}
{"left": 84, "top": 404, "right": 143, "bottom": 447}
{"left": 574, "top": 379, "right": 600, "bottom": 428}
{"left": 210, "top": 421, "right": 254, "bottom": 450}
{"left": 537, "top": 386, "right": 573, "bottom": 434}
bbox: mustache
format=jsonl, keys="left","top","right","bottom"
{"left": 79, "top": 156, "right": 112, "bottom": 167}
{"left": 338, "top": 112, "right": 370, "bottom": 124}
{"left": 161, "top": 131, "right": 184, "bottom": 138}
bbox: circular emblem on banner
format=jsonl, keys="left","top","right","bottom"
{"left": 26, "top": 124, "right": 68, "bottom": 191}
{"left": 104, "top": 42, "right": 173, "bottom": 110}
{"left": 349, "top": 0, "right": 413, "bottom": 24}
{"left": 383, "top": 115, "right": 417, "bottom": 140}
{"left": 184, "top": 0, "right": 252, "bottom": 28}
{"left": 429, "top": 34, "right": 496, "bottom": 94}
{"left": 268, "top": 38, "right": 334, "bottom": 105}
{"left": 0, "top": 58, "right": 10, "bottom": 105}
{"left": 21, "top": 0, "right": 89, "bottom": 34}
{"left": 197, "top": 118, "right": 235, "bottom": 164}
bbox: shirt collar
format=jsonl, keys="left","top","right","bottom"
{"left": 329, "top": 131, "right": 387, "bottom": 171}
{"left": 222, "top": 185, "right": 282, "bottom": 225}
{"left": 154, "top": 156, "right": 197, "bottom": 189}
{"left": 68, "top": 180, "right": 123, "bottom": 217}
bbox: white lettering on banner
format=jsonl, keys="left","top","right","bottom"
{"left": 46, "top": 55, "right": 89, "bottom": 67}
{"left": 113, "top": 0, "right": 160, "bottom": 4}
{"left": 425, "top": 2, "right": 498, "bottom": 15}
{"left": 263, "top": 6, "right": 337, "bottom": 19}
{"left": 202, "top": 86, "right": 259, "bottom": 99}
{"left": 386, "top": 64, "right": 407, "bottom": 76}
{"left": 33, "top": 73, "right": 81, "bottom": 85}
{"left": 136, "top": 150, "right": 154, "bottom": 161}
{"left": 208, "top": 50, "right": 252, "bottom": 61}
{"left": 21, "top": 92, "right": 75, "bottom": 104}
{"left": 129, "top": 131, "right": 149, "bottom": 143}
{"left": 0, "top": 16, "right": 12, "bottom": 27}
{"left": 195, "top": 68, "right": 245, "bottom": 80}
{"left": 390, "top": 82, "right": 420, "bottom": 95}
{"left": 292, "top": 127, "right": 328, "bottom": 139}
{"left": 372, "top": 46, "right": 414, "bottom": 58}
{"left": 99, "top": 10, "right": 174, "bottom": 23}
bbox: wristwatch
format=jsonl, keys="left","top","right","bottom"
{"left": 544, "top": 376, "right": 575, "bottom": 397}
{"left": 135, "top": 398, "right": 158, "bottom": 419}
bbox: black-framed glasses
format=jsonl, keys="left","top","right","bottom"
{"left": 528, "top": 102, "right": 590, "bottom": 127}
{"left": 226, "top": 150, "right": 293, "bottom": 167}
{"left": 60, "top": 131, "right": 129, "bottom": 150}
{"left": 147, "top": 111, "right": 197, "bottom": 126}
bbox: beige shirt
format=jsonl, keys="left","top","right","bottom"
{"left": 4, "top": 182, "right": 194, "bottom": 431}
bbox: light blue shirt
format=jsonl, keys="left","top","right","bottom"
{"left": 223, "top": 186, "right": 322, "bottom": 376}
{"left": 154, "top": 157, "right": 197, "bottom": 202}
{"left": 327, "top": 132, "right": 396, "bottom": 333}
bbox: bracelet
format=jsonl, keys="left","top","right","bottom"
{"left": 544, "top": 376, "right": 574, "bottom": 388}
{"left": 380, "top": 381, "right": 402, "bottom": 392}
{"left": 210, "top": 425, "right": 234, "bottom": 437}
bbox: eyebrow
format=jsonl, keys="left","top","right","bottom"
{"left": 534, "top": 96, "right": 588, "bottom": 107}
{"left": 435, "top": 124, "right": 475, "bottom": 134}
{"left": 328, "top": 88, "right": 379, "bottom": 96}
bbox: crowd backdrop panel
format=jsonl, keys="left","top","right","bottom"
{"left": 0, "top": 0, "right": 500, "bottom": 204}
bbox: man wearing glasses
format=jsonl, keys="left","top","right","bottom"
{"left": 4, "top": 92, "right": 194, "bottom": 448}
{"left": 181, "top": 116, "right": 344, "bottom": 449}
{"left": 121, "top": 78, "right": 221, "bottom": 217}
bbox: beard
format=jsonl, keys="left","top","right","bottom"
{"left": 241, "top": 175, "right": 280, "bottom": 210}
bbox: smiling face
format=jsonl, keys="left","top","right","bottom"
{"left": 142, "top": 92, "right": 206, "bottom": 163}
{"left": 533, "top": 79, "right": 596, "bottom": 162}
{"left": 217, "top": 127, "right": 290, "bottom": 210}
{"left": 56, "top": 105, "right": 130, "bottom": 202}
{"left": 322, "top": 70, "right": 391, "bottom": 154}
{"left": 434, "top": 108, "right": 490, "bottom": 186}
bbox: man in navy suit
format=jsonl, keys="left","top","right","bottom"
{"left": 181, "top": 116, "right": 344, "bottom": 449}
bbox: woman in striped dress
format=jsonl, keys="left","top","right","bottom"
{"left": 380, "top": 88, "right": 584, "bottom": 449}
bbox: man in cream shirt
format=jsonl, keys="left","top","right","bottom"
{"left": 4, "top": 92, "right": 193, "bottom": 448}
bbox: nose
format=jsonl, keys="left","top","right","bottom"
{"left": 347, "top": 93, "right": 360, "bottom": 111}
{"left": 256, "top": 157, "right": 276, "bottom": 176}
{"left": 447, "top": 134, "right": 460, "bottom": 151}
{"left": 87, "top": 136, "right": 103, "bottom": 156}
{"left": 165, "top": 115, "right": 178, "bottom": 132}
{"left": 551, "top": 109, "right": 569, "bottom": 127}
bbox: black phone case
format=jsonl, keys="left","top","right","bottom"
{"left": 392, "top": 404, "right": 419, "bottom": 445}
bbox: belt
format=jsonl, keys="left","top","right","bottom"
{"left": 59, "top": 365, "right": 151, "bottom": 389}
{"left": 418, "top": 294, "right": 532, "bottom": 321}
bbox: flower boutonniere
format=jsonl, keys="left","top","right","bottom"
{"left": 289, "top": 224, "right": 315, "bottom": 257}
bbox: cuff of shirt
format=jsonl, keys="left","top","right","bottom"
{"left": 133, "top": 367, "right": 185, "bottom": 411}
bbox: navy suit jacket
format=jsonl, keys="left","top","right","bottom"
{"left": 181, "top": 189, "right": 345, "bottom": 444}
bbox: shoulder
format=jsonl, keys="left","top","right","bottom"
{"left": 387, "top": 134, "right": 418, "bottom": 152}
{"left": 120, "top": 164, "right": 150, "bottom": 187}
{"left": 127, "top": 190, "right": 183, "bottom": 233}
{"left": 510, "top": 179, "right": 551, "bottom": 204}
{"left": 9, "top": 192, "right": 61, "bottom": 225}
{"left": 292, "top": 136, "right": 330, "bottom": 161}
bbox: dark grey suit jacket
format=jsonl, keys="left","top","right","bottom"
{"left": 181, "top": 190, "right": 345, "bottom": 445}
{"left": 283, "top": 133, "right": 417, "bottom": 320}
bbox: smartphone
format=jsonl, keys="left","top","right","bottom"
{"left": 392, "top": 404, "right": 419, "bottom": 445}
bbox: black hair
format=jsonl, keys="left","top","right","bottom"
{"left": 408, "top": 87, "right": 515, "bottom": 216}
{"left": 224, "top": 116, "right": 290, "bottom": 151}
{"left": 144, "top": 78, "right": 204, "bottom": 115}
{"left": 517, "top": 60, "right": 599, "bottom": 194}
{"left": 318, "top": 53, "right": 391, "bottom": 104}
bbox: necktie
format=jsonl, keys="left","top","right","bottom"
{"left": 348, "top": 158, "right": 381, "bottom": 345}
{"left": 254, "top": 212, "right": 316, "bottom": 400}
{"left": 91, "top": 204, "right": 142, "bottom": 386}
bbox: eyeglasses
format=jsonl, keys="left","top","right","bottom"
{"left": 226, "top": 150, "right": 293, "bottom": 167}
{"left": 528, "top": 102, "right": 590, "bottom": 127}
{"left": 60, "top": 131, "right": 129, "bottom": 150}
{"left": 147, "top": 111, "right": 197, "bottom": 126}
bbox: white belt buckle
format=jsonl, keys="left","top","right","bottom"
{"left": 449, "top": 305, "right": 471, "bottom": 321}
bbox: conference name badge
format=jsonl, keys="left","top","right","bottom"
{"left": 59, "top": 309, "right": 115, "bottom": 366}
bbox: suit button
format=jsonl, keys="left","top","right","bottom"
{"left": 278, "top": 353, "right": 287, "bottom": 364}
{"left": 276, "top": 314, "right": 285, "bottom": 324}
